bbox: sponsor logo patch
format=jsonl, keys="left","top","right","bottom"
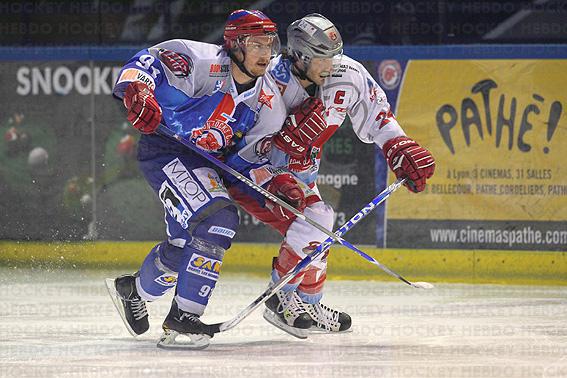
{"left": 209, "top": 63, "right": 230, "bottom": 77}
{"left": 208, "top": 226, "right": 236, "bottom": 239}
{"left": 258, "top": 89, "right": 274, "bottom": 109}
{"left": 163, "top": 158, "right": 209, "bottom": 212}
{"left": 213, "top": 80, "right": 225, "bottom": 93}
{"left": 192, "top": 167, "right": 229, "bottom": 199}
{"left": 297, "top": 20, "right": 317, "bottom": 36}
{"left": 186, "top": 253, "right": 222, "bottom": 281}
{"left": 154, "top": 274, "right": 177, "bottom": 287}
{"left": 271, "top": 59, "right": 291, "bottom": 84}
{"left": 117, "top": 68, "right": 156, "bottom": 90}
{"left": 158, "top": 181, "right": 192, "bottom": 229}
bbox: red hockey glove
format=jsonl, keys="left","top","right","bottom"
{"left": 265, "top": 173, "right": 307, "bottom": 220}
{"left": 190, "top": 121, "right": 234, "bottom": 152}
{"left": 382, "top": 136, "right": 435, "bottom": 193}
{"left": 272, "top": 97, "right": 327, "bottom": 159}
{"left": 123, "top": 82, "right": 162, "bottom": 134}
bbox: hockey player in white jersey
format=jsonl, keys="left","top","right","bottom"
{"left": 227, "top": 14, "right": 436, "bottom": 337}
{"left": 105, "top": 9, "right": 288, "bottom": 349}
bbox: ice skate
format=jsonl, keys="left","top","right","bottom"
{"left": 304, "top": 302, "right": 352, "bottom": 333}
{"left": 157, "top": 299, "right": 213, "bottom": 350}
{"left": 263, "top": 290, "right": 313, "bottom": 339}
{"left": 105, "top": 273, "right": 149, "bottom": 337}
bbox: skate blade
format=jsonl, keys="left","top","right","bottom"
{"left": 157, "top": 329, "right": 210, "bottom": 350}
{"left": 308, "top": 325, "right": 353, "bottom": 334}
{"left": 262, "top": 309, "right": 308, "bottom": 339}
{"left": 104, "top": 278, "right": 139, "bottom": 338}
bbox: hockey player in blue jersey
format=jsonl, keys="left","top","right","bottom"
{"left": 105, "top": 10, "right": 288, "bottom": 349}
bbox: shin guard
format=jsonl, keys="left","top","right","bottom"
{"left": 175, "top": 206, "right": 239, "bottom": 315}
{"left": 137, "top": 242, "right": 182, "bottom": 301}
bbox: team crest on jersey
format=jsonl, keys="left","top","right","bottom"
{"left": 154, "top": 274, "right": 177, "bottom": 287}
{"left": 377, "top": 60, "right": 402, "bottom": 90}
{"left": 254, "top": 137, "right": 272, "bottom": 158}
{"left": 158, "top": 49, "right": 193, "bottom": 77}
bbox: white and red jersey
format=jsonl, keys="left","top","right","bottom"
{"left": 267, "top": 54, "right": 406, "bottom": 185}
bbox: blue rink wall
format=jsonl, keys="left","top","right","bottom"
{"left": 0, "top": 45, "right": 565, "bottom": 284}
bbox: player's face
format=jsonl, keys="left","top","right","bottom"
{"left": 242, "top": 35, "right": 276, "bottom": 77}
{"left": 306, "top": 57, "right": 334, "bottom": 85}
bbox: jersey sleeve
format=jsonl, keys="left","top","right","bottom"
{"left": 112, "top": 39, "right": 199, "bottom": 101}
{"left": 342, "top": 63, "right": 406, "bottom": 148}
{"left": 112, "top": 48, "right": 166, "bottom": 99}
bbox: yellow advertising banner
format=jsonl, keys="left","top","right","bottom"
{"left": 387, "top": 60, "right": 566, "bottom": 250}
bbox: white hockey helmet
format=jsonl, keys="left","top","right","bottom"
{"left": 287, "top": 14, "right": 343, "bottom": 71}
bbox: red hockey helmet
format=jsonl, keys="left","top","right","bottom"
{"left": 224, "top": 9, "right": 279, "bottom": 54}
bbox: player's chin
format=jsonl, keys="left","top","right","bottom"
{"left": 251, "top": 63, "right": 269, "bottom": 76}
{"left": 311, "top": 76, "right": 325, "bottom": 86}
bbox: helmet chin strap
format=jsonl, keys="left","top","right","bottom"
{"left": 291, "top": 59, "right": 318, "bottom": 85}
{"left": 229, "top": 49, "right": 260, "bottom": 81}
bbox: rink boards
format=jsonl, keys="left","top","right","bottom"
{"left": 0, "top": 241, "right": 564, "bottom": 286}
{"left": 0, "top": 44, "right": 565, "bottom": 250}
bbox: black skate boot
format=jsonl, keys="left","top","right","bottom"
{"left": 263, "top": 290, "right": 313, "bottom": 339}
{"left": 157, "top": 299, "right": 213, "bottom": 350}
{"left": 304, "top": 302, "right": 352, "bottom": 333}
{"left": 105, "top": 273, "right": 149, "bottom": 336}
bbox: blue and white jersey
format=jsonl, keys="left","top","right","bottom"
{"left": 113, "top": 39, "right": 287, "bottom": 171}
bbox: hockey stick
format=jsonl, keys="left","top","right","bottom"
{"left": 206, "top": 178, "right": 433, "bottom": 335}
{"left": 158, "top": 124, "right": 361, "bottom": 251}
{"left": 157, "top": 125, "right": 429, "bottom": 288}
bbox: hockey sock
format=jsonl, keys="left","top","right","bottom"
{"left": 297, "top": 265, "right": 327, "bottom": 304}
{"left": 175, "top": 206, "right": 239, "bottom": 315}
{"left": 271, "top": 242, "right": 305, "bottom": 292}
{"left": 136, "top": 241, "right": 182, "bottom": 301}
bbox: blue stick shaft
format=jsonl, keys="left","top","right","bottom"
{"left": 216, "top": 178, "right": 405, "bottom": 333}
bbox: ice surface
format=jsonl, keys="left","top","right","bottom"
{"left": 1, "top": 267, "right": 566, "bottom": 378}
